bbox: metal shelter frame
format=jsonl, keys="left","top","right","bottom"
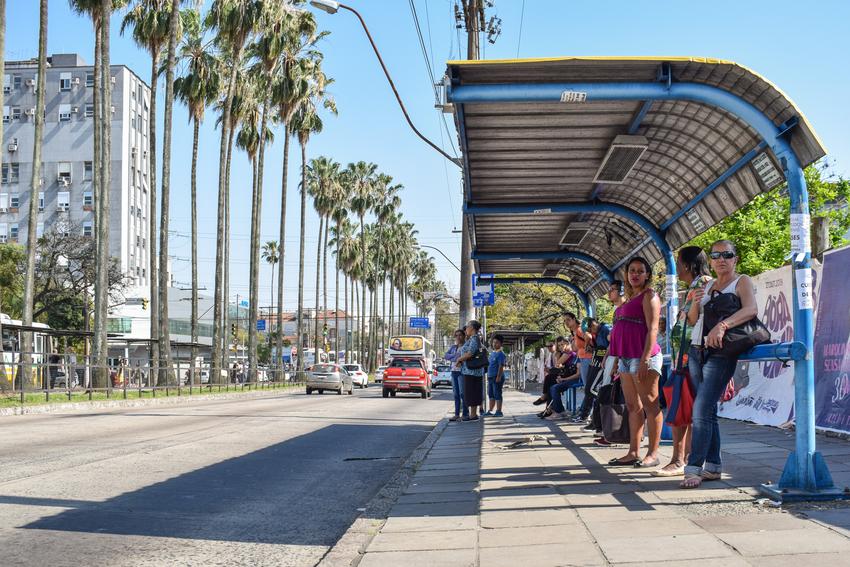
{"left": 445, "top": 56, "right": 840, "bottom": 500}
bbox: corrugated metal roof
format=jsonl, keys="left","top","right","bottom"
{"left": 447, "top": 57, "right": 826, "bottom": 299}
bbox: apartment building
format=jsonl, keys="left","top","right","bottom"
{"left": 1, "top": 53, "right": 152, "bottom": 287}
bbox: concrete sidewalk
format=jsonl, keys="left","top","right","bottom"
{"left": 357, "top": 390, "right": 850, "bottom": 566}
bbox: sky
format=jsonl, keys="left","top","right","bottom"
{"left": 7, "top": 0, "right": 850, "bottom": 314}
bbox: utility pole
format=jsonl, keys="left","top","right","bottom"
{"left": 456, "top": 1, "right": 500, "bottom": 327}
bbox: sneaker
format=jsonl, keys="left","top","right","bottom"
{"left": 449, "top": 416, "right": 461, "bottom": 422}
{"left": 581, "top": 423, "right": 596, "bottom": 431}
{"left": 545, "top": 412, "right": 565, "bottom": 421}
{"left": 494, "top": 411, "right": 503, "bottom": 417}
{"left": 483, "top": 411, "right": 494, "bottom": 417}
{"left": 570, "top": 415, "right": 586, "bottom": 424}
{"left": 461, "top": 416, "right": 472, "bottom": 422}
{"left": 594, "top": 437, "right": 612, "bottom": 447}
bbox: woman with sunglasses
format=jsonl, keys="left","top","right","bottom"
{"left": 681, "top": 240, "right": 757, "bottom": 488}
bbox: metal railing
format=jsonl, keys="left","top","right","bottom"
{"left": 0, "top": 356, "right": 307, "bottom": 407}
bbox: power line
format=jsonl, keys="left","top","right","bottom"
{"left": 516, "top": 0, "right": 526, "bottom": 57}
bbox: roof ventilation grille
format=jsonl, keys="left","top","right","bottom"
{"left": 542, "top": 264, "right": 562, "bottom": 277}
{"left": 593, "top": 135, "right": 649, "bottom": 184}
{"left": 560, "top": 222, "right": 591, "bottom": 247}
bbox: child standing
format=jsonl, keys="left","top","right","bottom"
{"left": 485, "top": 334, "right": 507, "bottom": 417}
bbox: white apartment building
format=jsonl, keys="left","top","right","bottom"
{"left": 2, "top": 53, "right": 152, "bottom": 287}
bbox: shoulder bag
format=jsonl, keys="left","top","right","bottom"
{"left": 465, "top": 338, "right": 489, "bottom": 369}
{"left": 703, "top": 287, "right": 770, "bottom": 358}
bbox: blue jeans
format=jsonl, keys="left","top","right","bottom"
{"left": 487, "top": 376, "right": 503, "bottom": 401}
{"left": 549, "top": 379, "right": 579, "bottom": 414}
{"left": 451, "top": 371, "right": 467, "bottom": 418}
{"left": 685, "top": 351, "right": 738, "bottom": 476}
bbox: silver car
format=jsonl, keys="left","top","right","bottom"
{"left": 306, "top": 364, "right": 354, "bottom": 395}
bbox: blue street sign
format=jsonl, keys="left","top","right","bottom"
{"left": 257, "top": 319, "right": 266, "bottom": 331}
{"left": 409, "top": 317, "right": 431, "bottom": 329}
{"left": 472, "top": 273, "right": 496, "bottom": 306}
{"left": 239, "top": 299, "right": 249, "bottom": 308}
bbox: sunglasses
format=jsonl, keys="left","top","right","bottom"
{"left": 710, "top": 251, "right": 736, "bottom": 260}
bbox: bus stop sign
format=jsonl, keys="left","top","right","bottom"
{"left": 409, "top": 317, "right": 430, "bottom": 329}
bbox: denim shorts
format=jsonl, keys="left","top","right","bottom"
{"left": 487, "top": 376, "right": 504, "bottom": 401}
{"left": 618, "top": 351, "right": 663, "bottom": 376}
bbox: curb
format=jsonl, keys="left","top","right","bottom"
{"left": 0, "top": 385, "right": 303, "bottom": 417}
{"left": 317, "top": 415, "right": 450, "bottom": 567}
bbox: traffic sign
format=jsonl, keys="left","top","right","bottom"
{"left": 472, "top": 273, "right": 495, "bottom": 306}
{"left": 256, "top": 319, "right": 266, "bottom": 331}
{"left": 409, "top": 317, "right": 430, "bottom": 329}
{"left": 239, "top": 299, "right": 249, "bottom": 308}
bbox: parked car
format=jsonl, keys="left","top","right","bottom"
{"left": 306, "top": 364, "right": 354, "bottom": 395}
{"left": 343, "top": 363, "right": 369, "bottom": 388}
{"left": 374, "top": 365, "right": 387, "bottom": 384}
{"left": 433, "top": 364, "right": 453, "bottom": 388}
{"left": 382, "top": 357, "right": 431, "bottom": 399}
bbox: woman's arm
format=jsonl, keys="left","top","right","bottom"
{"left": 705, "top": 276, "right": 759, "bottom": 348}
{"left": 639, "top": 291, "right": 661, "bottom": 380}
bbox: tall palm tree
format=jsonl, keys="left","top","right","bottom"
{"left": 174, "top": 9, "right": 220, "bottom": 378}
{"left": 21, "top": 0, "right": 47, "bottom": 386}
{"left": 121, "top": 0, "right": 171, "bottom": 380}
{"left": 206, "top": 0, "right": 265, "bottom": 383}
{"left": 261, "top": 239, "right": 279, "bottom": 366}
{"left": 332, "top": 217, "right": 357, "bottom": 361}
{"left": 328, "top": 180, "right": 349, "bottom": 359}
{"left": 346, "top": 161, "right": 377, "bottom": 365}
{"left": 369, "top": 174, "right": 402, "bottom": 370}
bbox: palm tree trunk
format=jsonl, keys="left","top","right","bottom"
{"left": 313, "top": 215, "right": 323, "bottom": 362}
{"left": 247, "top": 155, "right": 259, "bottom": 381}
{"left": 381, "top": 276, "right": 387, "bottom": 366}
{"left": 190, "top": 117, "right": 199, "bottom": 382}
{"left": 249, "top": 100, "right": 270, "bottom": 381}
{"left": 353, "top": 279, "right": 359, "bottom": 363}
{"left": 213, "top": 42, "right": 245, "bottom": 384}
{"left": 322, "top": 219, "right": 329, "bottom": 358}
{"left": 296, "top": 142, "right": 307, "bottom": 372}
{"left": 334, "top": 234, "right": 339, "bottom": 360}
{"left": 158, "top": 0, "right": 180, "bottom": 385}
{"left": 222, "top": 126, "right": 235, "bottom": 375}
{"left": 148, "top": 46, "right": 160, "bottom": 385}
{"left": 359, "top": 216, "right": 366, "bottom": 366}
{"left": 21, "top": 0, "right": 47, "bottom": 387}
{"left": 276, "top": 130, "right": 289, "bottom": 377}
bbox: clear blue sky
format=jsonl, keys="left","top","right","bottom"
{"left": 7, "top": 0, "right": 850, "bottom": 312}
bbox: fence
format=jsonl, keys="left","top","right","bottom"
{"left": 0, "top": 355, "right": 307, "bottom": 407}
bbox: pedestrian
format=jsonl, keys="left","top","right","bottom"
{"left": 564, "top": 312, "right": 593, "bottom": 416}
{"left": 608, "top": 256, "right": 663, "bottom": 468}
{"left": 544, "top": 340, "right": 580, "bottom": 420}
{"left": 485, "top": 334, "right": 506, "bottom": 417}
{"left": 534, "top": 339, "right": 563, "bottom": 406}
{"left": 654, "top": 246, "right": 711, "bottom": 477}
{"left": 456, "top": 320, "right": 485, "bottom": 421}
{"left": 445, "top": 329, "right": 468, "bottom": 422}
{"left": 681, "top": 240, "right": 757, "bottom": 488}
{"left": 575, "top": 316, "right": 610, "bottom": 427}
{"left": 593, "top": 280, "right": 627, "bottom": 446}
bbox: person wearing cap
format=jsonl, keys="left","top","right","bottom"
{"left": 456, "top": 320, "right": 485, "bottom": 421}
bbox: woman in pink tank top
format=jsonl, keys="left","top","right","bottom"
{"left": 608, "top": 256, "right": 663, "bottom": 468}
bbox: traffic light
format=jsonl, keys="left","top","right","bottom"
{"left": 322, "top": 324, "right": 328, "bottom": 338}
{"left": 141, "top": 298, "right": 148, "bottom": 310}
{"left": 231, "top": 323, "right": 237, "bottom": 339}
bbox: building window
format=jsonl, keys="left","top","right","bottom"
{"left": 2, "top": 106, "right": 9, "bottom": 124}
{"left": 38, "top": 192, "right": 44, "bottom": 212}
{"left": 58, "top": 162, "right": 72, "bottom": 185}
{"left": 59, "top": 104, "right": 72, "bottom": 122}
{"left": 10, "top": 193, "right": 19, "bottom": 209}
{"left": 11, "top": 107, "right": 20, "bottom": 121}
{"left": 2, "top": 163, "right": 19, "bottom": 184}
{"left": 2, "top": 75, "right": 9, "bottom": 94}
{"left": 83, "top": 191, "right": 93, "bottom": 207}
{"left": 84, "top": 161, "right": 93, "bottom": 181}
{"left": 0, "top": 193, "right": 7, "bottom": 211}
{"left": 58, "top": 191, "right": 70, "bottom": 212}
{"left": 0, "top": 223, "right": 7, "bottom": 243}
{"left": 57, "top": 222, "right": 70, "bottom": 238}
{"left": 86, "top": 72, "right": 95, "bottom": 87}
{"left": 106, "top": 318, "right": 132, "bottom": 333}
{"left": 36, "top": 222, "right": 44, "bottom": 238}
{"left": 85, "top": 104, "right": 94, "bottom": 118}
{"left": 10, "top": 223, "right": 18, "bottom": 240}
{"left": 60, "top": 72, "right": 72, "bottom": 91}
{"left": 83, "top": 221, "right": 92, "bottom": 237}
{"left": 13, "top": 76, "right": 21, "bottom": 90}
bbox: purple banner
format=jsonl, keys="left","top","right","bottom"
{"left": 814, "top": 246, "right": 850, "bottom": 433}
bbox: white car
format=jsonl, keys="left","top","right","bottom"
{"left": 433, "top": 365, "right": 453, "bottom": 388}
{"left": 343, "top": 364, "right": 369, "bottom": 388}
{"left": 375, "top": 365, "right": 387, "bottom": 383}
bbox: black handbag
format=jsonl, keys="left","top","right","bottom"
{"left": 600, "top": 378, "right": 630, "bottom": 444}
{"left": 703, "top": 288, "right": 770, "bottom": 358}
{"left": 466, "top": 346, "right": 489, "bottom": 369}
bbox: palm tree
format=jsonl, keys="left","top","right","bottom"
{"left": 332, "top": 217, "right": 357, "bottom": 361}
{"left": 370, "top": 174, "right": 402, "bottom": 370}
{"left": 121, "top": 0, "right": 171, "bottom": 381}
{"left": 206, "top": 0, "right": 265, "bottom": 383}
{"left": 261, "top": 240, "right": 279, "bottom": 367}
{"left": 346, "top": 161, "right": 377, "bottom": 365}
{"left": 174, "top": 9, "right": 220, "bottom": 379}
{"left": 21, "top": 0, "right": 47, "bottom": 386}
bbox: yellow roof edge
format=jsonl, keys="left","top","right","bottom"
{"left": 445, "top": 56, "right": 827, "bottom": 157}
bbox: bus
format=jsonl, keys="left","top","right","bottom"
{"left": 387, "top": 335, "right": 435, "bottom": 372}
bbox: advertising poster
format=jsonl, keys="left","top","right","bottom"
{"left": 718, "top": 263, "right": 821, "bottom": 426}
{"left": 813, "top": 246, "right": 850, "bottom": 433}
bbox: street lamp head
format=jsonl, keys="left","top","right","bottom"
{"left": 310, "top": 0, "right": 340, "bottom": 14}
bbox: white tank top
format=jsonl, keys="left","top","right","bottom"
{"left": 693, "top": 276, "right": 741, "bottom": 346}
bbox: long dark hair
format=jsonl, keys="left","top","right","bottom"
{"left": 624, "top": 256, "right": 653, "bottom": 297}
{"left": 678, "top": 246, "right": 711, "bottom": 278}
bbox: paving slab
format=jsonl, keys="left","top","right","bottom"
{"left": 368, "top": 529, "right": 476, "bottom": 552}
{"left": 380, "top": 515, "right": 477, "bottom": 533}
{"left": 691, "top": 513, "right": 822, "bottom": 534}
{"left": 746, "top": 552, "right": 850, "bottom": 566}
{"left": 479, "top": 508, "right": 581, "bottom": 529}
{"left": 598, "top": 533, "right": 735, "bottom": 563}
{"left": 359, "top": 549, "right": 475, "bottom": 567}
{"left": 715, "top": 526, "right": 850, "bottom": 556}
{"left": 395, "top": 490, "right": 478, "bottom": 504}
{"left": 479, "top": 525, "right": 591, "bottom": 547}
{"left": 478, "top": 542, "right": 605, "bottom": 567}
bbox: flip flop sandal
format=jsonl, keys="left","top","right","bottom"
{"left": 680, "top": 474, "right": 703, "bottom": 489}
{"left": 701, "top": 471, "right": 722, "bottom": 481}
{"left": 651, "top": 465, "right": 685, "bottom": 477}
{"left": 633, "top": 458, "right": 661, "bottom": 468}
{"left": 608, "top": 457, "right": 640, "bottom": 466}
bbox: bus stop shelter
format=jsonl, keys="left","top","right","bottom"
{"left": 444, "top": 56, "right": 838, "bottom": 501}
{"left": 490, "top": 329, "right": 550, "bottom": 390}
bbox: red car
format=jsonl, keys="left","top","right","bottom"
{"left": 382, "top": 357, "right": 432, "bottom": 399}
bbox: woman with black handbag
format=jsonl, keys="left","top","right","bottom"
{"left": 456, "top": 320, "right": 486, "bottom": 421}
{"left": 681, "top": 240, "right": 759, "bottom": 489}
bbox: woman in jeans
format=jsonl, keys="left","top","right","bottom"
{"left": 653, "top": 246, "right": 711, "bottom": 477}
{"left": 445, "top": 329, "right": 468, "bottom": 422}
{"left": 608, "top": 257, "right": 663, "bottom": 468}
{"left": 456, "top": 320, "right": 485, "bottom": 421}
{"left": 681, "top": 240, "right": 757, "bottom": 488}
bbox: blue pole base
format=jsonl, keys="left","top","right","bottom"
{"left": 777, "top": 451, "right": 835, "bottom": 491}
{"left": 660, "top": 421, "right": 673, "bottom": 444}
{"left": 759, "top": 483, "right": 850, "bottom": 503}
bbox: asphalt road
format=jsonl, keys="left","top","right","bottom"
{"left": 0, "top": 385, "right": 454, "bottom": 566}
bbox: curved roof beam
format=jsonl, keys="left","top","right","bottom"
{"left": 471, "top": 250, "right": 614, "bottom": 282}
{"left": 480, "top": 276, "right": 593, "bottom": 317}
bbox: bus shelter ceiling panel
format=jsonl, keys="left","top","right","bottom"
{"left": 467, "top": 137, "right": 614, "bottom": 152}
{"left": 478, "top": 259, "right": 547, "bottom": 275}
{"left": 470, "top": 184, "right": 592, "bottom": 205}
{"left": 473, "top": 214, "right": 575, "bottom": 252}
{"left": 463, "top": 101, "right": 639, "bottom": 116}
